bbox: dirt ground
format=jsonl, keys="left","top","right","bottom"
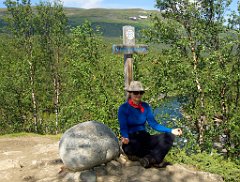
{"left": 0, "top": 136, "right": 224, "bottom": 182}
{"left": 0, "top": 136, "right": 62, "bottom": 182}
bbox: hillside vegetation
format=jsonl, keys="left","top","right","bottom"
{"left": 0, "top": 1, "right": 239, "bottom": 181}
{"left": 0, "top": 7, "right": 156, "bottom": 37}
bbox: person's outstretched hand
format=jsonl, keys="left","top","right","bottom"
{"left": 171, "top": 128, "right": 183, "bottom": 136}
{"left": 121, "top": 137, "right": 129, "bottom": 144}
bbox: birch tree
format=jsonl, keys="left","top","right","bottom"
{"left": 144, "top": 0, "right": 232, "bottom": 147}
{"left": 36, "top": 0, "right": 67, "bottom": 133}
{"left": 4, "top": 0, "right": 39, "bottom": 132}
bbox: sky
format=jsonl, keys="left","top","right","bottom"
{"left": 0, "top": 0, "right": 239, "bottom": 11}
{"left": 0, "top": 0, "right": 155, "bottom": 9}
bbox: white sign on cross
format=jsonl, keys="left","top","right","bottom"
{"left": 113, "top": 26, "right": 148, "bottom": 99}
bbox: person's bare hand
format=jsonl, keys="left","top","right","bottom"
{"left": 121, "top": 137, "right": 129, "bottom": 144}
{"left": 171, "top": 128, "right": 183, "bottom": 136}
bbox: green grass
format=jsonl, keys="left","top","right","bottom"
{"left": 166, "top": 149, "right": 240, "bottom": 182}
{"left": 0, "top": 132, "right": 62, "bottom": 140}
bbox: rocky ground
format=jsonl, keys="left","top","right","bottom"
{"left": 0, "top": 136, "right": 224, "bottom": 182}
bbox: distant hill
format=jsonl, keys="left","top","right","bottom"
{"left": 64, "top": 8, "right": 156, "bottom": 38}
{"left": 0, "top": 8, "right": 7, "bottom": 31}
{"left": 0, "top": 8, "right": 158, "bottom": 38}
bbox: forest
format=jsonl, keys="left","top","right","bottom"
{"left": 0, "top": 0, "right": 239, "bottom": 181}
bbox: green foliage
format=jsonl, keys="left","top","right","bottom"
{"left": 142, "top": 0, "right": 240, "bottom": 158}
{"left": 0, "top": 34, "right": 32, "bottom": 134}
{"left": 166, "top": 149, "right": 240, "bottom": 182}
{"left": 60, "top": 21, "right": 124, "bottom": 134}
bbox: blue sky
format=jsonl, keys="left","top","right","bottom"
{"left": 0, "top": 0, "right": 239, "bottom": 11}
{"left": 0, "top": 0, "right": 156, "bottom": 9}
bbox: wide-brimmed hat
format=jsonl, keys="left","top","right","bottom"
{"left": 125, "top": 81, "right": 148, "bottom": 92}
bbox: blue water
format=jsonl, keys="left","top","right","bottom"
{"left": 154, "top": 97, "right": 184, "bottom": 127}
{"left": 152, "top": 97, "right": 189, "bottom": 148}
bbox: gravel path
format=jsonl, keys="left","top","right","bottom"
{"left": 0, "top": 136, "right": 223, "bottom": 182}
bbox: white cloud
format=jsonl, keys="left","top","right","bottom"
{"left": 62, "top": 0, "right": 103, "bottom": 8}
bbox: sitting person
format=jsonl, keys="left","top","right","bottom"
{"left": 118, "top": 81, "right": 182, "bottom": 168}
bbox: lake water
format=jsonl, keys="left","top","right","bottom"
{"left": 153, "top": 97, "right": 188, "bottom": 148}
{"left": 154, "top": 97, "right": 184, "bottom": 127}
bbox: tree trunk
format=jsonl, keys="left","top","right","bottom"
{"left": 236, "top": 28, "right": 240, "bottom": 110}
{"left": 220, "top": 82, "right": 227, "bottom": 120}
{"left": 54, "top": 46, "right": 60, "bottom": 134}
{"left": 186, "top": 25, "right": 205, "bottom": 146}
{"left": 27, "top": 38, "right": 38, "bottom": 133}
{"left": 235, "top": 58, "right": 240, "bottom": 110}
{"left": 191, "top": 44, "right": 205, "bottom": 146}
{"left": 235, "top": 79, "right": 239, "bottom": 110}
{"left": 193, "top": 50, "right": 205, "bottom": 145}
{"left": 28, "top": 60, "right": 38, "bottom": 132}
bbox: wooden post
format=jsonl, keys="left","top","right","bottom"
{"left": 124, "top": 55, "right": 133, "bottom": 99}
{"left": 113, "top": 26, "right": 148, "bottom": 100}
{"left": 123, "top": 26, "right": 134, "bottom": 99}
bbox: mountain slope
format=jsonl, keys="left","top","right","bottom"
{"left": 0, "top": 8, "right": 157, "bottom": 38}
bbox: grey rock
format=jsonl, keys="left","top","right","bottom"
{"left": 59, "top": 121, "right": 120, "bottom": 171}
{"left": 106, "top": 160, "right": 122, "bottom": 175}
{"left": 60, "top": 171, "right": 75, "bottom": 182}
{"left": 97, "top": 175, "right": 121, "bottom": 182}
{"left": 59, "top": 171, "right": 81, "bottom": 182}
{"left": 80, "top": 170, "right": 96, "bottom": 182}
{"left": 124, "top": 160, "right": 141, "bottom": 167}
{"left": 122, "top": 166, "right": 145, "bottom": 178}
{"left": 93, "top": 165, "right": 108, "bottom": 176}
{"left": 108, "top": 160, "right": 121, "bottom": 167}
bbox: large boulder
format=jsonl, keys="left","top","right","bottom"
{"left": 59, "top": 121, "right": 120, "bottom": 171}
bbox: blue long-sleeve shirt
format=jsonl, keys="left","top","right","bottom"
{"left": 118, "top": 101, "right": 172, "bottom": 138}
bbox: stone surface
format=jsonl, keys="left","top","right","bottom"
{"left": 59, "top": 121, "right": 120, "bottom": 171}
{"left": 97, "top": 175, "right": 121, "bottom": 182}
{"left": 93, "top": 165, "right": 108, "bottom": 176}
{"left": 0, "top": 136, "right": 226, "bottom": 182}
{"left": 106, "top": 160, "right": 122, "bottom": 175}
{"left": 80, "top": 170, "right": 97, "bottom": 182}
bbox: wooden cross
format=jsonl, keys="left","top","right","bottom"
{"left": 112, "top": 26, "right": 148, "bottom": 99}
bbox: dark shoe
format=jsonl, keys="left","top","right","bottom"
{"left": 153, "top": 161, "right": 172, "bottom": 168}
{"left": 139, "top": 157, "right": 151, "bottom": 168}
{"left": 127, "top": 155, "right": 140, "bottom": 161}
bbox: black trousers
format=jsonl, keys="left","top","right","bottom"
{"left": 122, "top": 131, "right": 175, "bottom": 164}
